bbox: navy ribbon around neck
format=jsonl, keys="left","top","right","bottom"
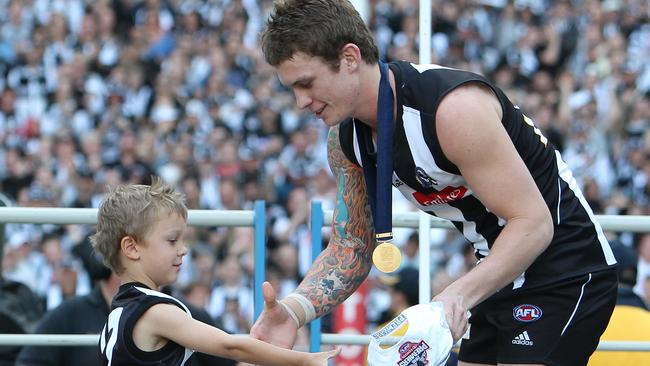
{"left": 358, "top": 61, "right": 394, "bottom": 242}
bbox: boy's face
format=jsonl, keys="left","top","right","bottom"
{"left": 276, "top": 52, "right": 359, "bottom": 127}
{"left": 138, "top": 212, "right": 188, "bottom": 287}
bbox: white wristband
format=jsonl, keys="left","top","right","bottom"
{"left": 286, "top": 293, "right": 317, "bottom": 324}
{"left": 280, "top": 301, "right": 300, "bottom": 327}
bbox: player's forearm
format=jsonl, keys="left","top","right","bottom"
{"left": 282, "top": 239, "right": 373, "bottom": 326}
{"left": 282, "top": 126, "right": 376, "bottom": 326}
{"left": 446, "top": 216, "right": 553, "bottom": 309}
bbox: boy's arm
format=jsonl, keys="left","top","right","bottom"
{"left": 142, "top": 304, "right": 338, "bottom": 366}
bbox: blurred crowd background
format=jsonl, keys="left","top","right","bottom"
{"left": 0, "top": 0, "right": 649, "bottom": 343}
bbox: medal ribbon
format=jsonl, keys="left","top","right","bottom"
{"left": 358, "top": 61, "right": 394, "bottom": 243}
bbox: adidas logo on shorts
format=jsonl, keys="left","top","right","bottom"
{"left": 511, "top": 331, "right": 534, "bottom": 346}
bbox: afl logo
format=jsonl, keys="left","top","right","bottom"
{"left": 513, "top": 304, "right": 542, "bottom": 322}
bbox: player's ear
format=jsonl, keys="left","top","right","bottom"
{"left": 341, "top": 43, "right": 362, "bottom": 71}
{"left": 121, "top": 235, "right": 140, "bottom": 260}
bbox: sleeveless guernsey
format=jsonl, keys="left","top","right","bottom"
{"left": 339, "top": 61, "right": 616, "bottom": 293}
{"left": 99, "top": 282, "right": 194, "bottom": 366}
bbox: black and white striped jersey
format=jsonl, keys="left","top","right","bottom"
{"left": 99, "top": 282, "right": 194, "bottom": 366}
{"left": 339, "top": 61, "right": 616, "bottom": 293}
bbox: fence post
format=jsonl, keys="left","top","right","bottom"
{"left": 309, "top": 201, "right": 324, "bottom": 352}
{"left": 418, "top": 211, "right": 432, "bottom": 303}
{"left": 253, "top": 200, "right": 266, "bottom": 321}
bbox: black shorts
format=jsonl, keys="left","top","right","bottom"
{"left": 458, "top": 269, "right": 617, "bottom": 366}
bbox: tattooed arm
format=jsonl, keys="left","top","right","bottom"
{"left": 291, "top": 125, "right": 375, "bottom": 317}
{"left": 250, "top": 126, "right": 375, "bottom": 349}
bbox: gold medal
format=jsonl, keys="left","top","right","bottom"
{"left": 372, "top": 241, "right": 402, "bottom": 273}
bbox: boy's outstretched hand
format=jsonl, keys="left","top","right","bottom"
{"left": 308, "top": 347, "right": 341, "bottom": 366}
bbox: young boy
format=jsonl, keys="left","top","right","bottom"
{"left": 91, "top": 178, "right": 339, "bottom": 366}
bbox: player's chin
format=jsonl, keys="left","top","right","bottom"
{"left": 321, "top": 115, "right": 344, "bottom": 127}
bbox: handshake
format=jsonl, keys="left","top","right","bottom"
{"left": 367, "top": 301, "right": 454, "bottom": 366}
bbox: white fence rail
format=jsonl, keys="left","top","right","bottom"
{"left": 2, "top": 207, "right": 649, "bottom": 230}
{"left": 324, "top": 211, "right": 650, "bottom": 232}
{"left": 0, "top": 207, "right": 254, "bottom": 226}
{"left": 2, "top": 333, "right": 650, "bottom": 352}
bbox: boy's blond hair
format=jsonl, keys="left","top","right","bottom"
{"left": 90, "top": 178, "right": 188, "bottom": 274}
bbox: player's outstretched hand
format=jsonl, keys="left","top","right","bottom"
{"left": 250, "top": 281, "right": 299, "bottom": 349}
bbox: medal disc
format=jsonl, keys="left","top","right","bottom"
{"left": 372, "top": 242, "right": 402, "bottom": 273}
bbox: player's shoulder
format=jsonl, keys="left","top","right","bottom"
{"left": 440, "top": 83, "right": 497, "bottom": 107}
{"left": 140, "top": 302, "right": 185, "bottom": 322}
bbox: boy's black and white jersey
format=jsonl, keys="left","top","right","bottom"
{"left": 339, "top": 60, "right": 617, "bottom": 293}
{"left": 99, "top": 282, "right": 194, "bottom": 366}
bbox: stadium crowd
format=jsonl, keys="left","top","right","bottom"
{"left": 0, "top": 0, "right": 649, "bottom": 347}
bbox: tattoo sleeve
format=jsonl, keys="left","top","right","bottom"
{"left": 294, "top": 125, "right": 375, "bottom": 317}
